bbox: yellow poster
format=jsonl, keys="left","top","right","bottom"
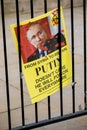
{"left": 10, "top": 8, "right": 72, "bottom": 104}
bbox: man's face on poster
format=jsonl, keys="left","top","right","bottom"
{"left": 27, "top": 24, "right": 47, "bottom": 48}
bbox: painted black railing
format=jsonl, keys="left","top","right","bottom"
{"left": 1, "top": 0, "right": 87, "bottom": 130}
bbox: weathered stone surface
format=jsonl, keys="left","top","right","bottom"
{"left": 0, "top": 0, "right": 84, "bottom": 14}
{"left": 61, "top": 0, "right": 83, "bottom": 8}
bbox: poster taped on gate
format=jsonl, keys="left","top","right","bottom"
{"left": 10, "top": 7, "right": 72, "bottom": 104}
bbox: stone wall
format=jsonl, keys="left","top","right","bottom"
{"left": 61, "top": 0, "right": 84, "bottom": 8}
{"left": 0, "top": 0, "right": 85, "bottom": 14}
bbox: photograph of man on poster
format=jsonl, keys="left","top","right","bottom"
{"left": 26, "top": 22, "right": 66, "bottom": 62}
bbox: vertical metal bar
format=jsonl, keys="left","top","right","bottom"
{"left": 1, "top": 0, "right": 11, "bottom": 129}
{"left": 47, "top": 96, "right": 51, "bottom": 119}
{"left": 71, "top": 0, "right": 75, "bottom": 113}
{"left": 30, "top": 0, "right": 34, "bottom": 18}
{"left": 58, "top": 0, "right": 63, "bottom": 116}
{"left": 44, "top": 0, "right": 47, "bottom": 13}
{"left": 83, "top": 0, "right": 87, "bottom": 110}
{"left": 35, "top": 103, "right": 38, "bottom": 123}
{"left": 44, "top": 0, "right": 51, "bottom": 119}
{"left": 15, "top": 0, "right": 25, "bottom": 126}
{"left": 30, "top": 0, "right": 38, "bottom": 122}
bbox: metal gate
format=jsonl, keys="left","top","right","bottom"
{"left": 0, "top": 0, "right": 87, "bottom": 130}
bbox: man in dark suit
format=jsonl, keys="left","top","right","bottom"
{"left": 26, "top": 22, "right": 66, "bottom": 62}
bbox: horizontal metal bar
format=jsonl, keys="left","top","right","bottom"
{"left": 12, "top": 110, "right": 87, "bottom": 130}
